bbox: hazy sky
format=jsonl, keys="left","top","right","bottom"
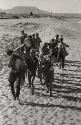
{"left": 0, "top": 0, "right": 81, "bottom": 13}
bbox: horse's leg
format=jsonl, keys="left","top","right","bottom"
{"left": 49, "top": 82, "right": 53, "bottom": 97}
{"left": 59, "top": 57, "right": 62, "bottom": 69}
{"left": 38, "top": 68, "right": 43, "bottom": 85}
{"left": 46, "top": 82, "right": 50, "bottom": 93}
{"left": 59, "top": 61, "right": 61, "bottom": 69}
{"left": 50, "top": 70, "right": 54, "bottom": 97}
{"left": 62, "top": 56, "right": 65, "bottom": 68}
{"left": 44, "top": 75, "right": 49, "bottom": 92}
{"left": 31, "top": 75, "right": 35, "bottom": 95}
{"left": 15, "top": 74, "right": 21, "bottom": 100}
{"left": 16, "top": 81, "right": 20, "bottom": 100}
{"left": 38, "top": 66, "right": 42, "bottom": 84}
{"left": 10, "top": 81, "right": 16, "bottom": 100}
{"left": 25, "top": 67, "right": 28, "bottom": 76}
{"left": 21, "top": 75, "right": 25, "bottom": 87}
{"left": 40, "top": 74, "right": 42, "bottom": 85}
{"left": 28, "top": 71, "right": 31, "bottom": 88}
{"left": 20, "top": 71, "right": 25, "bottom": 87}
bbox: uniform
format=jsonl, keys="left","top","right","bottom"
{"left": 21, "top": 32, "right": 27, "bottom": 44}
{"left": 8, "top": 53, "right": 26, "bottom": 100}
{"left": 20, "top": 31, "right": 27, "bottom": 52}
{"left": 35, "top": 33, "right": 42, "bottom": 48}
{"left": 43, "top": 57, "right": 54, "bottom": 90}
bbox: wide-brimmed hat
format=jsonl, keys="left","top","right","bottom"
{"left": 51, "top": 38, "right": 54, "bottom": 41}
{"left": 32, "top": 34, "right": 35, "bottom": 36}
{"left": 60, "top": 38, "right": 63, "bottom": 41}
{"left": 36, "top": 33, "right": 39, "bottom": 36}
{"left": 55, "top": 34, "right": 59, "bottom": 37}
{"left": 21, "top": 30, "right": 24, "bottom": 33}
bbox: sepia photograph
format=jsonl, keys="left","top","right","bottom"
{"left": 0, "top": 0, "right": 81, "bottom": 124}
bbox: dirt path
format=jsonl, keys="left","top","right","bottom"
{"left": 1, "top": 61, "right": 81, "bottom": 125}
{"left": 0, "top": 17, "right": 81, "bottom": 125}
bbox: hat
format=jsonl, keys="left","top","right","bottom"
{"left": 36, "top": 33, "right": 39, "bottom": 36}
{"left": 55, "top": 34, "right": 59, "bottom": 37}
{"left": 60, "top": 38, "right": 63, "bottom": 41}
{"left": 51, "top": 38, "right": 54, "bottom": 41}
{"left": 32, "top": 34, "right": 35, "bottom": 36}
{"left": 44, "top": 42, "right": 47, "bottom": 44}
{"left": 21, "top": 30, "right": 24, "bottom": 33}
{"left": 28, "top": 35, "right": 32, "bottom": 38}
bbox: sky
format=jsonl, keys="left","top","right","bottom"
{"left": 0, "top": 0, "right": 81, "bottom": 13}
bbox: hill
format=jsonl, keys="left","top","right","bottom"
{"left": 3, "top": 6, "right": 51, "bottom": 15}
{"left": 1, "top": 6, "right": 81, "bottom": 19}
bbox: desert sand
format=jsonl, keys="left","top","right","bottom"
{"left": 0, "top": 17, "right": 81, "bottom": 125}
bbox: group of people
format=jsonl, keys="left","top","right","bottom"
{"left": 7, "top": 30, "right": 69, "bottom": 100}
{"left": 20, "top": 30, "right": 42, "bottom": 50}
{"left": 42, "top": 34, "right": 69, "bottom": 68}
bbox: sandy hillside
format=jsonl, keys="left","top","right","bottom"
{"left": 0, "top": 17, "right": 81, "bottom": 125}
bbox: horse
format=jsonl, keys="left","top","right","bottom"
{"left": 7, "top": 49, "right": 26, "bottom": 100}
{"left": 26, "top": 49, "right": 38, "bottom": 94}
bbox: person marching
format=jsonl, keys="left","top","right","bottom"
{"left": 52, "top": 35, "right": 60, "bottom": 59}
{"left": 20, "top": 30, "right": 27, "bottom": 53}
{"left": 58, "top": 35, "right": 69, "bottom": 69}
{"left": 35, "top": 33, "right": 42, "bottom": 49}
{"left": 20, "top": 30, "right": 27, "bottom": 44}
{"left": 7, "top": 49, "right": 26, "bottom": 100}
{"left": 55, "top": 34, "right": 60, "bottom": 46}
{"left": 32, "top": 34, "right": 37, "bottom": 49}
{"left": 43, "top": 55, "right": 54, "bottom": 96}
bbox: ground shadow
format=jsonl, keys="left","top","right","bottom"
{"left": 34, "top": 60, "right": 81, "bottom": 102}
{"left": 23, "top": 60, "right": 81, "bottom": 103}
{"left": 65, "top": 60, "right": 81, "bottom": 67}
{"left": 19, "top": 100, "right": 81, "bottom": 111}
